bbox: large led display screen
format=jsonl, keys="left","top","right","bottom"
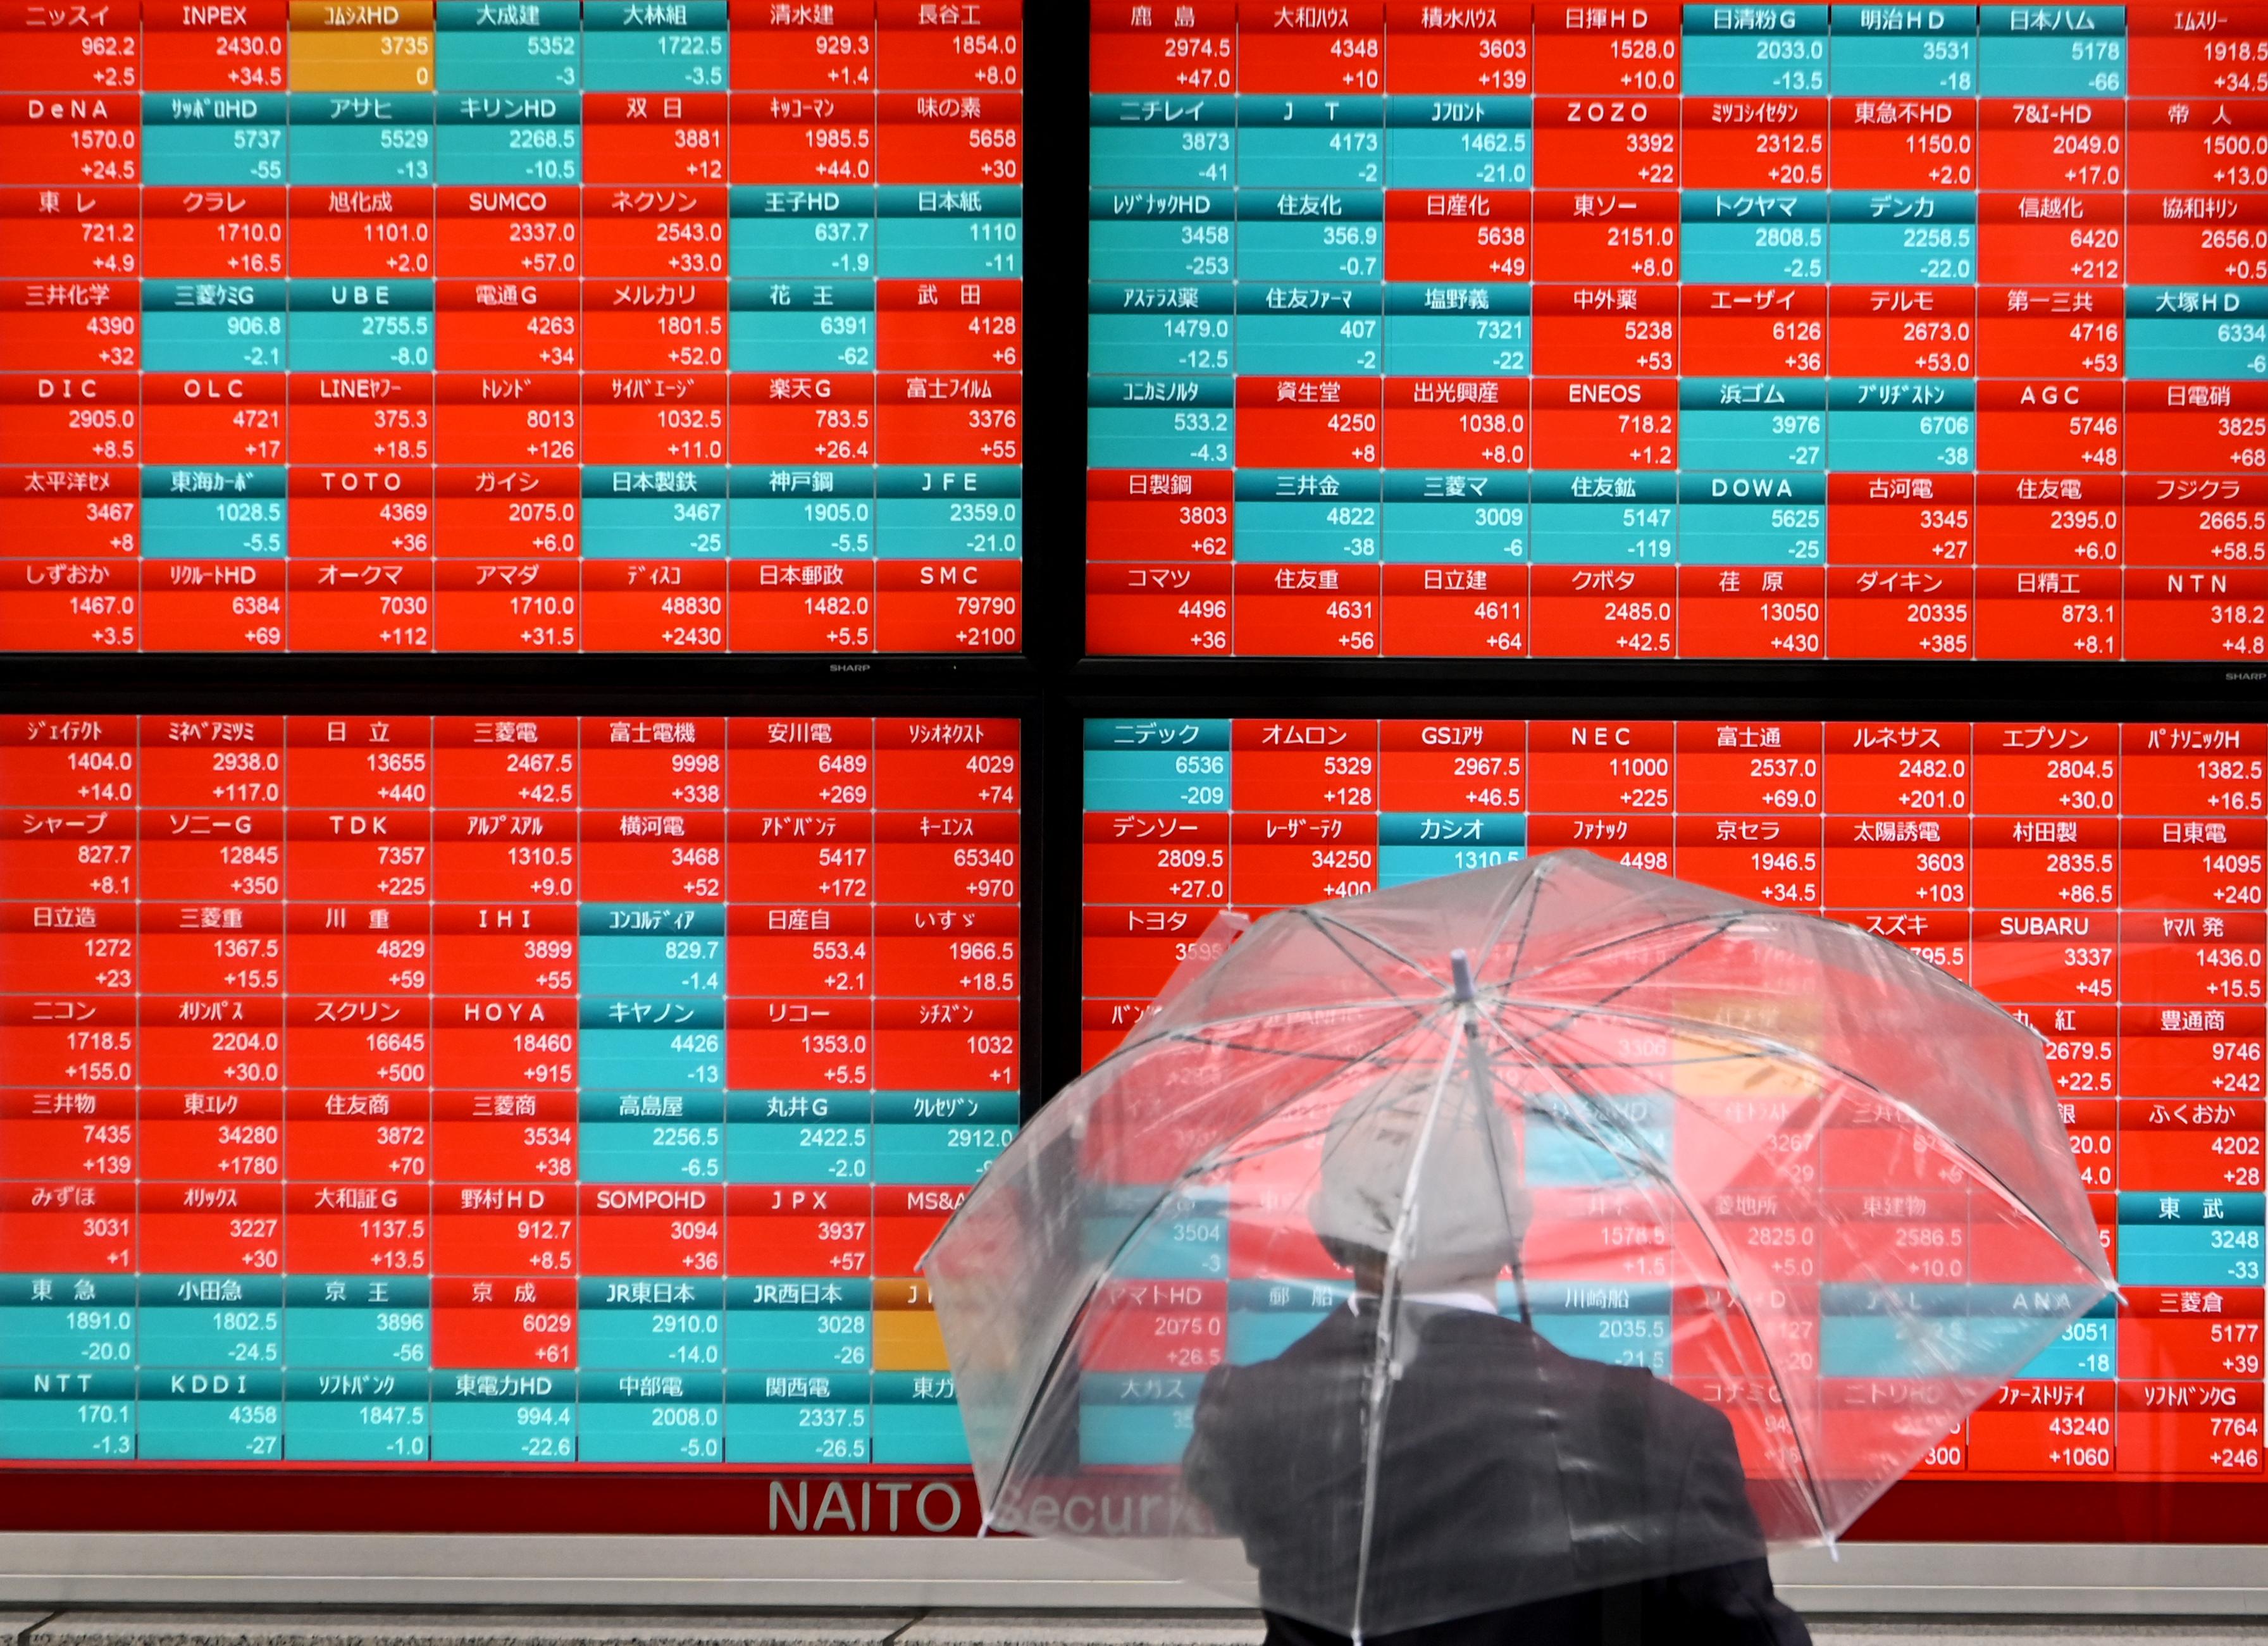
{"left": 0, "top": 4, "right": 1023, "bottom": 654}
{"left": 1084, "top": 715, "right": 2267, "bottom": 1483}
{"left": 0, "top": 712, "right": 1020, "bottom": 1467}
{"left": 1088, "top": 4, "right": 2268, "bottom": 660}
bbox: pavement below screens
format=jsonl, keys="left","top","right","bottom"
{"left": 4, "top": 1614, "right": 2268, "bottom": 1646}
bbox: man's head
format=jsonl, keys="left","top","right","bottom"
{"left": 1305, "top": 1076, "right": 1531, "bottom": 1297}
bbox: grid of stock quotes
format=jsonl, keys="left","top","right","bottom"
{"left": 0, "top": 3, "right": 1024, "bottom": 654}
{"left": 1085, "top": 718, "right": 2268, "bottom": 1482}
{"left": 0, "top": 714, "right": 1022, "bottom": 1466}
{"left": 1086, "top": 4, "right": 2268, "bottom": 660}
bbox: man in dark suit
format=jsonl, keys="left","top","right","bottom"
{"left": 1180, "top": 1071, "right": 1812, "bottom": 1646}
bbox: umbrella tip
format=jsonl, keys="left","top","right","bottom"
{"left": 1449, "top": 948, "right": 1475, "bottom": 1005}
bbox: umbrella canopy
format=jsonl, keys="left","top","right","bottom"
{"left": 925, "top": 853, "right": 2113, "bottom": 1638}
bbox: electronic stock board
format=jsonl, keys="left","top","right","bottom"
{"left": 17, "top": 0, "right": 2268, "bottom": 1561}
{"left": 0, "top": 4, "right": 1025, "bottom": 653}
{"left": 0, "top": 712, "right": 1021, "bottom": 1512}
{"left": 1088, "top": 4, "right": 2268, "bottom": 661}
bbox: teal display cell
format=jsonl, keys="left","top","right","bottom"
{"left": 579, "top": 1027, "right": 724, "bottom": 1091}
{"left": 1821, "top": 1309, "right": 2057, "bottom": 1381}
{"left": 1525, "top": 1103, "right": 1671, "bottom": 1188}
{"left": 1238, "top": 128, "right": 1384, "bottom": 191}
{"left": 0, "top": 1373, "right": 136, "bottom": 1460}
{"left": 729, "top": 310, "right": 873, "bottom": 372}
{"left": 1242, "top": 308, "right": 1379, "bottom": 376}
{"left": 577, "top": 1381, "right": 726, "bottom": 1463}
{"left": 576, "top": 1118, "right": 724, "bottom": 1183}
{"left": 726, "top": 1304, "right": 871, "bottom": 1373}
{"left": 1383, "top": 312, "right": 1527, "bottom": 376}
{"left": 430, "top": 1382, "right": 577, "bottom": 1462}
{"left": 0, "top": 1279, "right": 135, "bottom": 1370}
{"left": 1086, "top": 404, "right": 1235, "bottom": 470}
{"left": 725, "top": 496, "right": 874, "bottom": 556}
{"left": 1827, "top": 409, "right": 1975, "bottom": 472}
{"left": 2128, "top": 319, "right": 2268, "bottom": 381}
{"left": 1530, "top": 1310, "right": 1670, "bottom": 1374}
{"left": 135, "top": 1375, "right": 283, "bottom": 1460}
{"left": 1089, "top": 220, "right": 1228, "bottom": 283}
{"left": 876, "top": 216, "right": 1020, "bottom": 280}
{"left": 283, "top": 1380, "right": 430, "bottom": 1461}
{"left": 2017, "top": 1315, "right": 2116, "bottom": 1381}
{"left": 435, "top": 120, "right": 579, "bottom": 185}
{"left": 435, "top": 29, "right": 584, "bottom": 91}
{"left": 721, "top": 1117, "right": 870, "bottom": 1184}
{"left": 1112, "top": 1209, "right": 1229, "bottom": 1281}
{"left": 1680, "top": 221, "right": 1825, "bottom": 285}
{"left": 1680, "top": 409, "right": 1825, "bottom": 471}
{"left": 1385, "top": 127, "right": 1528, "bottom": 189}
{"left": 1530, "top": 502, "right": 1678, "bottom": 566}
{"left": 872, "top": 494, "right": 1022, "bottom": 560}
{"left": 873, "top": 1121, "right": 1014, "bottom": 1184}
{"left": 1234, "top": 499, "right": 1382, "bottom": 564}
{"left": 579, "top": 1308, "right": 723, "bottom": 1371}
{"left": 872, "top": 1373, "right": 967, "bottom": 1464}
{"left": 1081, "top": 747, "right": 1230, "bottom": 813}
{"left": 2119, "top": 1226, "right": 2263, "bottom": 1287}
{"left": 724, "top": 1375, "right": 869, "bottom": 1464}
{"left": 580, "top": 932, "right": 722, "bottom": 994}
{"left": 1078, "top": 1382, "right": 1193, "bottom": 1467}
{"left": 1980, "top": 16, "right": 2124, "bottom": 97}
{"left": 142, "top": 314, "right": 286, "bottom": 374}
{"left": 281, "top": 1287, "right": 431, "bottom": 1371}
{"left": 139, "top": 107, "right": 287, "bottom": 185}
{"left": 1381, "top": 496, "right": 1528, "bottom": 564}
{"left": 1829, "top": 221, "right": 1974, "bottom": 286}
{"left": 288, "top": 310, "right": 434, "bottom": 373}
{"left": 1826, "top": 15, "right": 1978, "bottom": 98}
{"left": 1236, "top": 219, "right": 1382, "bottom": 285}
{"left": 135, "top": 1299, "right": 282, "bottom": 1370}
{"left": 583, "top": 495, "right": 729, "bottom": 558}
{"left": 731, "top": 218, "right": 876, "bottom": 281}
{"left": 1380, "top": 842, "right": 1525, "bottom": 886}
{"left": 142, "top": 493, "right": 287, "bottom": 559}
{"left": 1089, "top": 121, "right": 1234, "bottom": 190}
{"left": 579, "top": 30, "right": 728, "bottom": 92}
{"left": 1088, "top": 310, "right": 1234, "bottom": 376}
{"left": 1677, "top": 500, "right": 1826, "bottom": 565}
{"left": 286, "top": 111, "right": 437, "bottom": 185}
{"left": 1682, "top": 27, "right": 1827, "bottom": 96}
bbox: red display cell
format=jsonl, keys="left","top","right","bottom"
{"left": 431, "top": 1276, "right": 578, "bottom": 1370}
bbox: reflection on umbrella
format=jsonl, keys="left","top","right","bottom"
{"left": 926, "top": 853, "right": 2112, "bottom": 1643}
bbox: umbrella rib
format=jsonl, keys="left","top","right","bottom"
{"left": 1478, "top": 1019, "right": 1839, "bottom": 1551}
{"left": 1091, "top": 998, "right": 1444, "bottom": 1075}
{"left": 1298, "top": 905, "right": 1448, "bottom": 1005}
{"left": 1495, "top": 994, "right": 2113, "bottom": 1289}
{"left": 1482, "top": 840, "right": 1565, "bottom": 986}
{"left": 1511, "top": 918, "right": 1744, "bottom": 1032}
{"left": 971, "top": 1006, "right": 1458, "bottom": 1530}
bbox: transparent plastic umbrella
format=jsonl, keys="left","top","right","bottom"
{"left": 925, "top": 853, "right": 2113, "bottom": 1640}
